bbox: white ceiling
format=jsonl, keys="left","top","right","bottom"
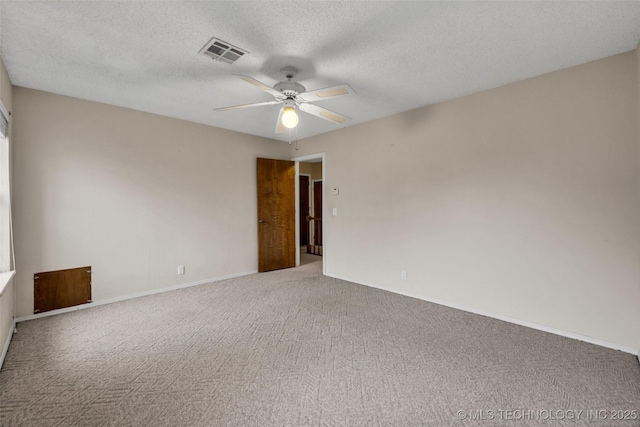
{"left": 2, "top": 1, "right": 640, "bottom": 142}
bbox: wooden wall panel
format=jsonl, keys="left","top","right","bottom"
{"left": 34, "top": 266, "right": 91, "bottom": 313}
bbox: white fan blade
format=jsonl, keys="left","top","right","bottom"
{"left": 275, "top": 108, "right": 287, "bottom": 133}
{"left": 299, "top": 103, "right": 351, "bottom": 125}
{"left": 214, "top": 100, "right": 280, "bottom": 111}
{"left": 298, "top": 84, "right": 354, "bottom": 102}
{"left": 236, "top": 75, "right": 283, "bottom": 98}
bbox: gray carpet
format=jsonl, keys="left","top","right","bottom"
{"left": 1, "top": 254, "right": 639, "bottom": 426}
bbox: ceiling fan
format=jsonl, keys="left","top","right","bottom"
{"left": 214, "top": 66, "right": 354, "bottom": 133}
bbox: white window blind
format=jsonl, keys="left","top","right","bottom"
{"left": 0, "top": 102, "right": 7, "bottom": 138}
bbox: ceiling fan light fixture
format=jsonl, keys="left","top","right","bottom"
{"left": 281, "top": 106, "right": 298, "bottom": 128}
{"left": 215, "top": 71, "right": 353, "bottom": 134}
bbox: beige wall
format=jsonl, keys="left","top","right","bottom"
{"left": 299, "top": 161, "right": 322, "bottom": 181}
{"left": 292, "top": 51, "right": 640, "bottom": 351}
{"left": 299, "top": 162, "right": 313, "bottom": 176}
{"left": 12, "top": 88, "right": 290, "bottom": 317}
{"left": 311, "top": 163, "right": 322, "bottom": 181}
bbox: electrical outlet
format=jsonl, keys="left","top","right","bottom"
{"left": 401, "top": 270, "right": 407, "bottom": 280}
{"left": 178, "top": 265, "right": 185, "bottom": 275}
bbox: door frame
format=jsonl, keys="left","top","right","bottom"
{"left": 292, "top": 153, "right": 326, "bottom": 275}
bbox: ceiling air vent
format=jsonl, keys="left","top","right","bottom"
{"left": 199, "top": 37, "right": 249, "bottom": 64}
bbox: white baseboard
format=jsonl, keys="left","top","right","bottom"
{"left": 0, "top": 319, "right": 16, "bottom": 370}
{"left": 326, "top": 273, "right": 640, "bottom": 356}
{"left": 15, "top": 270, "right": 257, "bottom": 323}
{"left": 8, "top": 269, "right": 640, "bottom": 360}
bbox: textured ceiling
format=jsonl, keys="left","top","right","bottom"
{"left": 1, "top": 1, "right": 640, "bottom": 142}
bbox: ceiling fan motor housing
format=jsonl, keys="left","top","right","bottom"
{"left": 274, "top": 81, "right": 306, "bottom": 98}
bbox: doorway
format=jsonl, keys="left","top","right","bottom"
{"left": 299, "top": 174, "right": 310, "bottom": 247}
{"left": 293, "top": 153, "right": 326, "bottom": 274}
{"left": 298, "top": 161, "right": 322, "bottom": 256}
{"left": 309, "top": 179, "right": 322, "bottom": 255}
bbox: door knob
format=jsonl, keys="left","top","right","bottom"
{"left": 258, "top": 219, "right": 266, "bottom": 223}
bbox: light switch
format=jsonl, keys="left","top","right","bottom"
{"left": 332, "top": 208, "right": 338, "bottom": 216}
{"left": 331, "top": 187, "right": 339, "bottom": 195}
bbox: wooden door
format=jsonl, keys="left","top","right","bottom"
{"left": 313, "top": 181, "right": 323, "bottom": 246}
{"left": 34, "top": 266, "right": 92, "bottom": 313}
{"left": 257, "top": 158, "right": 296, "bottom": 272}
{"left": 299, "top": 175, "right": 310, "bottom": 246}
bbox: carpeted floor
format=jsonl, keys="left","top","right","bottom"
{"left": 1, "top": 254, "right": 639, "bottom": 426}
